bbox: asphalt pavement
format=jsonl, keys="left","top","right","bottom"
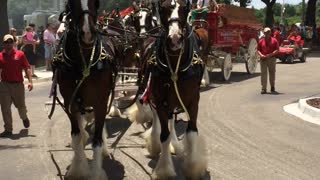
{"left": 24, "top": 67, "right": 53, "bottom": 84}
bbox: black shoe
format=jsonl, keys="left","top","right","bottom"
{"left": 0, "top": 130, "right": 12, "bottom": 138}
{"left": 23, "top": 118, "right": 30, "bottom": 128}
{"left": 261, "top": 89, "right": 267, "bottom": 94}
{"left": 32, "top": 74, "right": 38, "bottom": 78}
{"left": 271, "top": 87, "right": 278, "bottom": 94}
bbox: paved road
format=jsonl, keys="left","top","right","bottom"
{"left": 1, "top": 52, "right": 320, "bottom": 180}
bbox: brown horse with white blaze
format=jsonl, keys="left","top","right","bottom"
{"left": 142, "top": 0, "right": 209, "bottom": 179}
{"left": 52, "top": 0, "right": 116, "bottom": 179}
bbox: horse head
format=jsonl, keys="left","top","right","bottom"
{"left": 159, "top": 0, "right": 190, "bottom": 51}
{"left": 130, "top": 7, "right": 158, "bottom": 36}
{"left": 66, "top": 0, "right": 99, "bottom": 45}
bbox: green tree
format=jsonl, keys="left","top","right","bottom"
{"left": 261, "top": 0, "right": 276, "bottom": 27}
{"left": 273, "top": 3, "right": 282, "bottom": 16}
{"left": 285, "top": 4, "right": 296, "bottom": 17}
{"left": 0, "top": 0, "right": 9, "bottom": 50}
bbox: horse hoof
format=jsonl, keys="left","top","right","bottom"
{"left": 151, "top": 171, "right": 176, "bottom": 180}
{"left": 89, "top": 168, "right": 108, "bottom": 180}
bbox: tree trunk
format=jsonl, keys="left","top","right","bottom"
{"left": 0, "top": 0, "right": 9, "bottom": 51}
{"left": 305, "top": 0, "right": 317, "bottom": 27}
{"left": 261, "top": 0, "right": 276, "bottom": 28}
{"left": 239, "top": 0, "right": 247, "bottom": 7}
{"left": 265, "top": 5, "right": 274, "bottom": 27}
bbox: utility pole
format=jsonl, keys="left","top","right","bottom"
{"left": 302, "top": 0, "right": 305, "bottom": 25}
{"left": 280, "top": 0, "right": 285, "bottom": 25}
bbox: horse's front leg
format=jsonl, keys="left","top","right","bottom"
{"left": 66, "top": 112, "right": 90, "bottom": 179}
{"left": 90, "top": 106, "right": 108, "bottom": 180}
{"left": 152, "top": 107, "right": 176, "bottom": 179}
{"left": 183, "top": 96, "right": 207, "bottom": 179}
{"left": 144, "top": 107, "right": 161, "bottom": 158}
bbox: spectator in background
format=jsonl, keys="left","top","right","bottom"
{"left": 43, "top": 24, "right": 56, "bottom": 71}
{"left": 22, "top": 26, "right": 37, "bottom": 53}
{"left": 273, "top": 27, "right": 283, "bottom": 45}
{"left": 257, "top": 27, "right": 279, "bottom": 94}
{"left": 0, "top": 34, "right": 33, "bottom": 138}
{"left": 9, "top": 28, "right": 18, "bottom": 49}
{"left": 190, "top": 0, "right": 218, "bottom": 23}
{"left": 21, "top": 24, "right": 40, "bottom": 78}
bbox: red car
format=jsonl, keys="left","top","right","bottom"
{"left": 277, "top": 34, "right": 306, "bottom": 63}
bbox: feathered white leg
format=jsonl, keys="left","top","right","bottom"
{"left": 201, "top": 66, "right": 210, "bottom": 86}
{"left": 169, "top": 118, "right": 183, "bottom": 156}
{"left": 183, "top": 131, "right": 207, "bottom": 179}
{"left": 127, "top": 101, "right": 153, "bottom": 124}
{"left": 152, "top": 134, "right": 176, "bottom": 179}
{"left": 66, "top": 134, "right": 90, "bottom": 179}
{"left": 89, "top": 145, "right": 108, "bottom": 180}
{"left": 108, "top": 105, "right": 121, "bottom": 117}
{"left": 144, "top": 109, "right": 161, "bottom": 157}
{"left": 102, "top": 126, "right": 109, "bottom": 157}
{"left": 79, "top": 114, "right": 90, "bottom": 147}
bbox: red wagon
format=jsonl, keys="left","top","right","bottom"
{"left": 193, "top": 5, "right": 262, "bottom": 81}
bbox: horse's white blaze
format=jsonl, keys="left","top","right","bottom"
{"left": 168, "top": 2, "right": 182, "bottom": 49}
{"left": 81, "top": 0, "right": 92, "bottom": 43}
{"left": 139, "top": 11, "right": 148, "bottom": 34}
{"left": 152, "top": 16, "right": 157, "bottom": 27}
{"left": 57, "top": 16, "right": 66, "bottom": 35}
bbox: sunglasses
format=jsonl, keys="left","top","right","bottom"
{"left": 4, "top": 40, "right": 14, "bottom": 44}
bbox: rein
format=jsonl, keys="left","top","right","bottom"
{"left": 66, "top": 38, "right": 97, "bottom": 114}
{"left": 164, "top": 41, "right": 190, "bottom": 121}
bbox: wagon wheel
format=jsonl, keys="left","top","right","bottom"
{"left": 245, "top": 38, "right": 259, "bottom": 74}
{"left": 221, "top": 53, "right": 232, "bottom": 81}
{"left": 286, "top": 54, "right": 294, "bottom": 64}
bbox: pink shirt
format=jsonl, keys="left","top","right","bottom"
{"left": 25, "top": 32, "right": 34, "bottom": 42}
{"left": 43, "top": 29, "right": 56, "bottom": 44}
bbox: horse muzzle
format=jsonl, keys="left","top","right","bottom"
{"left": 167, "top": 34, "right": 183, "bottom": 51}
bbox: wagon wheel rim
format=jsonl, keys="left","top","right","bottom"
{"left": 222, "top": 53, "right": 232, "bottom": 81}
{"left": 245, "top": 38, "right": 258, "bottom": 74}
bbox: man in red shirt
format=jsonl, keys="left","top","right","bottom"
{"left": 257, "top": 27, "right": 279, "bottom": 94}
{"left": 0, "top": 34, "right": 33, "bottom": 137}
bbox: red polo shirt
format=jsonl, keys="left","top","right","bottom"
{"left": 0, "top": 49, "right": 30, "bottom": 82}
{"left": 258, "top": 37, "right": 279, "bottom": 56}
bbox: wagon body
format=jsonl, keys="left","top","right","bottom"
{"left": 195, "top": 5, "right": 262, "bottom": 82}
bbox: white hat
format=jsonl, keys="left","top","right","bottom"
{"left": 3, "top": 34, "right": 14, "bottom": 42}
{"left": 263, "top": 27, "right": 271, "bottom": 33}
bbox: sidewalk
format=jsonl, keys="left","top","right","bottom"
{"left": 24, "top": 66, "right": 53, "bottom": 84}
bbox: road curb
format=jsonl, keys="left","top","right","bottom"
{"left": 298, "top": 97, "right": 320, "bottom": 119}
